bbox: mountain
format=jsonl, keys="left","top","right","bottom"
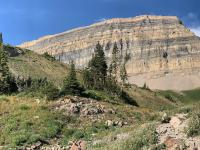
{"left": 19, "top": 15, "right": 200, "bottom": 90}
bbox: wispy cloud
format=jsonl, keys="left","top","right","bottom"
{"left": 184, "top": 12, "right": 200, "bottom": 37}
{"left": 190, "top": 27, "right": 200, "bottom": 37}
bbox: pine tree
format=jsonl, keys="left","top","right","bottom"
{"left": 82, "top": 67, "right": 93, "bottom": 89}
{"left": 120, "top": 63, "right": 128, "bottom": 86}
{"left": 87, "top": 42, "right": 107, "bottom": 90}
{"left": 0, "top": 36, "right": 11, "bottom": 94}
{"left": 109, "top": 42, "right": 119, "bottom": 81}
{"left": 61, "top": 61, "right": 84, "bottom": 96}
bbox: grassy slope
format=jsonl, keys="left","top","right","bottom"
{"left": 8, "top": 49, "right": 68, "bottom": 87}
{"left": 158, "top": 88, "right": 200, "bottom": 104}
{"left": 6, "top": 46, "right": 174, "bottom": 109}
{"left": 0, "top": 95, "right": 161, "bottom": 149}
{"left": 3, "top": 45, "right": 199, "bottom": 149}
{"left": 125, "top": 86, "right": 175, "bottom": 110}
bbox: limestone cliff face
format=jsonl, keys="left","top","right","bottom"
{"left": 19, "top": 15, "right": 200, "bottom": 90}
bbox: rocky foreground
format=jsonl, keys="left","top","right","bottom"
{"left": 158, "top": 113, "right": 200, "bottom": 150}
{"left": 21, "top": 97, "right": 200, "bottom": 150}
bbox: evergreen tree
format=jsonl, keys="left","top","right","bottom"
{"left": 61, "top": 61, "right": 84, "bottom": 96}
{"left": 0, "top": 36, "right": 13, "bottom": 94}
{"left": 109, "top": 42, "right": 119, "bottom": 81}
{"left": 120, "top": 63, "right": 128, "bottom": 86}
{"left": 82, "top": 67, "right": 93, "bottom": 89}
{"left": 87, "top": 42, "right": 107, "bottom": 89}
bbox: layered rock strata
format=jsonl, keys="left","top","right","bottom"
{"left": 19, "top": 15, "right": 200, "bottom": 90}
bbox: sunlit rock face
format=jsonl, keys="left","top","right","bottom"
{"left": 19, "top": 15, "right": 200, "bottom": 90}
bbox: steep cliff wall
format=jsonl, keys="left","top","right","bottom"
{"left": 19, "top": 15, "right": 200, "bottom": 90}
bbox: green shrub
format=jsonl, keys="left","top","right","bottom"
{"left": 0, "top": 105, "right": 64, "bottom": 148}
{"left": 61, "top": 128, "right": 87, "bottom": 145}
{"left": 12, "top": 134, "right": 28, "bottom": 146}
{"left": 19, "top": 104, "right": 30, "bottom": 110}
{"left": 150, "top": 143, "right": 166, "bottom": 150}
{"left": 42, "top": 52, "right": 56, "bottom": 61}
{"left": 19, "top": 77, "right": 59, "bottom": 100}
{"left": 122, "top": 123, "right": 158, "bottom": 149}
{"left": 61, "top": 61, "right": 84, "bottom": 96}
{"left": 41, "top": 83, "right": 59, "bottom": 100}
{"left": 82, "top": 90, "right": 109, "bottom": 101}
{"left": 185, "top": 111, "right": 200, "bottom": 137}
{"left": 0, "top": 96, "right": 9, "bottom": 102}
{"left": 73, "top": 130, "right": 85, "bottom": 139}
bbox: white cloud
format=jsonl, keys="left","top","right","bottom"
{"left": 190, "top": 26, "right": 200, "bottom": 37}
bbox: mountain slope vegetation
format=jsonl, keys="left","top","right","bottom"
{"left": 7, "top": 45, "right": 68, "bottom": 87}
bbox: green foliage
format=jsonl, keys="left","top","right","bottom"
{"left": 61, "top": 61, "right": 84, "bottom": 96}
{"left": 150, "top": 143, "right": 166, "bottom": 150}
{"left": 82, "top": 43, "right": 137, "bottom": 106}
{"left": 0, "top": 40, "right": 18, "bottom": 94}
{"left": 109, "top": 42, "right": 119, "bottom": 80}
{"left": 82, "top": 67, "right": 93, "bottom": 89}
{"left": 82, "top": 90, "right": 114, "bottom": 101}
{"left": 186, "top": 111, "right": 200, "bottom": 137}
{"left": 0, "top": 95, "right": 9, "bottom": 102}
{"left": 84, "top": 42, "right": 107, "bottom": 90}
{"left": 121, "top": 123, "right": 158, "bottom": 149}
{"left": 42, "top": 52, "right": 56, "bottom": 61}
{"left": 141, "top": 82, "right": 150, "bottom": 90}
{"left": 120, "top": 63, "right": 128, "bottom": 85}
{"left": 19, "top": 77, "right": 59, "bottom": 100}
{"left": 105, "top": 78, "right": 138, "bottom": 105}
{"left": 0, "top": 103, "right": 64, "bottom": 148}
{"left": 182, "top": 89, "right": 200, "bottom": 103}
{"left": 19, "top": 104, "right": 31, "bottom": 110}
{"left": 158, "top": 89, "right": 200, "bottom": 104}
{"left": 179, "top": 20, "right": 183, "bottom": 25}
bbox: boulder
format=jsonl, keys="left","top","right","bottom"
{"left": 164, "top": 137, "right": 184, "bottom": 150}
{"left": 161, "top": 113, "right": 171, "bottom": 123}
{"left": 106, "top": 120, "right": 114, "bottom": 127}
{"left": 70, "top": 140, "right": 86, "bottom": 150}
{"left": 170, "top": 116, "right": 182, "bottom": 129}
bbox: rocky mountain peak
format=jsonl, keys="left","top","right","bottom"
{"left": 18, "top": 15, "right": 200, "bottom": 90}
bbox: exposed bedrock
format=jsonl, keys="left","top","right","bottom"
{"left": 19, "top": 15, "right": 200, "bottom": 90}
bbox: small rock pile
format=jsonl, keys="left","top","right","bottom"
{"left": 157, "top": 113, "right": 200, "bottom": 150}
{"left": 105, "top": 120, "right": 128, "bottom": 127}
{"left": 69, "top": 140, "right": 86, "bottom": 150}
{"left": 53, "top": 96, "right": 107, "bottom": 117}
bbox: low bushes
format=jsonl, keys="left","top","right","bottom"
{"left": 185, "top": 110, "right": 200, "bottom": 137}
{"left": 0, "top": 103, "right": 64, "bottom": 148}
{"left": 17, "top": 77, "right": 59, "bottom": 100}
{"left": 120, "top": 123, "right": 158, "bottom": 149}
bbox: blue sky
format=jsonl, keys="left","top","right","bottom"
{"left": 0, "top": 0, "right": 200, "bottom": 45}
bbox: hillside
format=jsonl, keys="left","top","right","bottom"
{"left": 0, "top": 43, "right": 200, "bottom": 150}
{"left": 6, "top": 45, "right": 68, "bottom": 87}
{"left": 19, "top": 15, "right": 200, "bottom": 90}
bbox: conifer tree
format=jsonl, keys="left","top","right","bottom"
{"left": 0, "top": 34, "right": 12, "bottom": 94}
{"left": 82, "top": 67, "right": 93, "bottom": 89}
{"left": 120, "top": 63, "right": 128, "bottom": 86}
{"left": 109, "top": 42, "right": 119, "bottom": 81}
{"left": 87, "top": 42, "right": 107, "bottom": 89}
{"left": 61, "top": 61, "right": 84, "bottom": 95}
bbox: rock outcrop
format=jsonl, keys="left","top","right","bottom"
{"left": 19, "top": 15, "right": 200, "bottom": 90}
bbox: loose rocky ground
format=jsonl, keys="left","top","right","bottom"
{"left": 157, "top": 113, "right": 200, "bottom": 150}
{"left": 1, "top": 95, "right": 199, "bottom": 150}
